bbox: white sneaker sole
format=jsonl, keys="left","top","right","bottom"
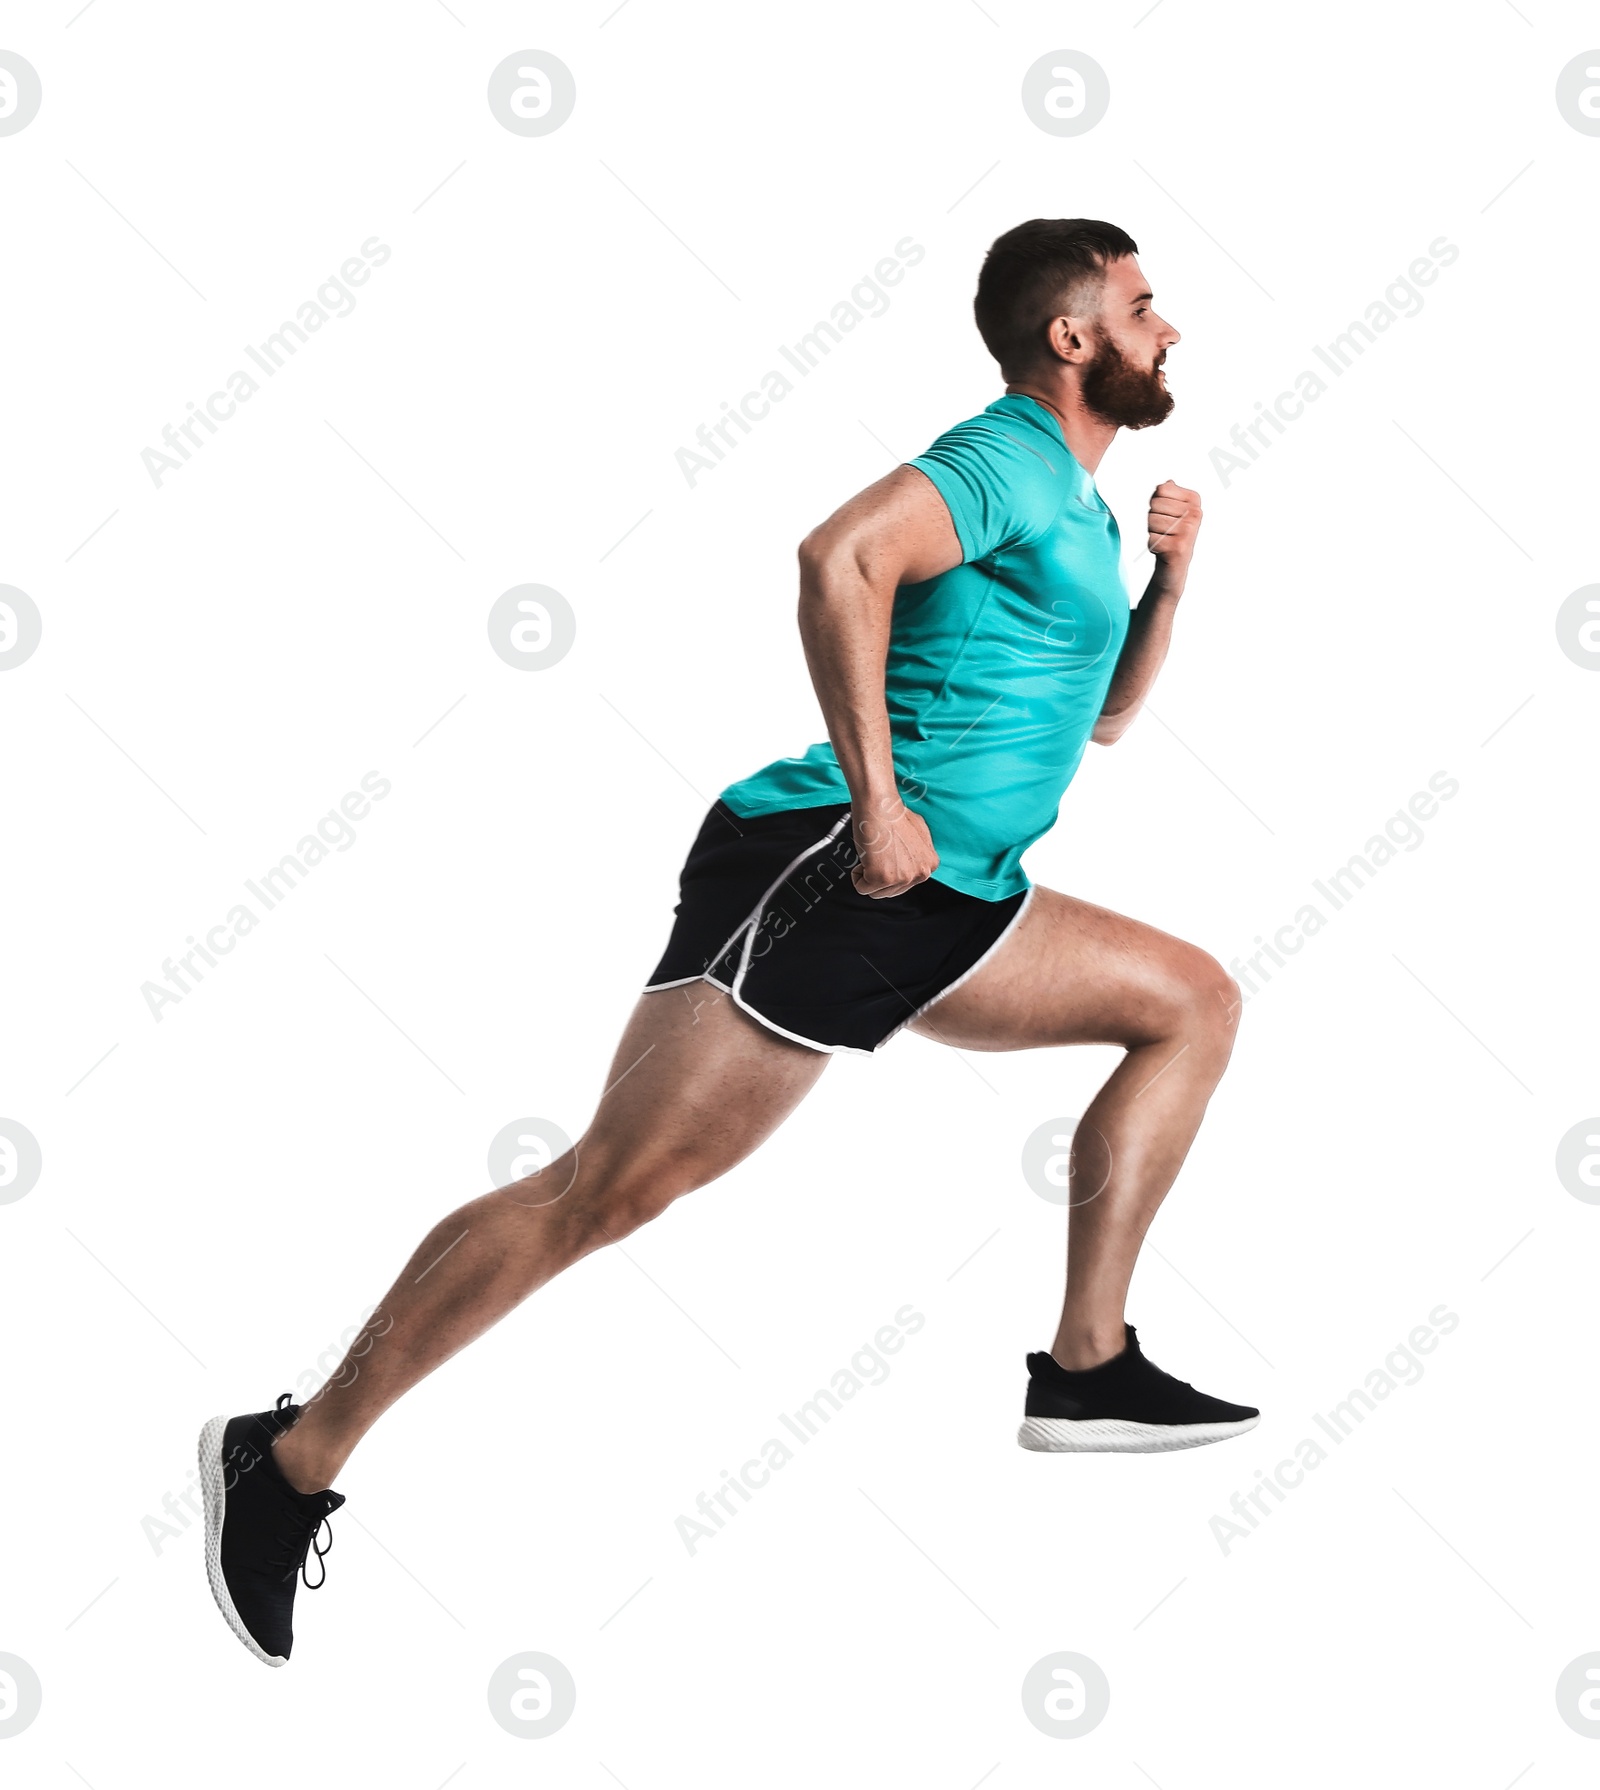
{"left": 198, "top": 1415, "right": 287, "bottom": 1667}
{"left": 1017, "top": 1414, "right": 1259, "bottom": 1454}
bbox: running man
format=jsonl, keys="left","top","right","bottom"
{"left": 201, "top": 218, "right": 1258, "bottom": 1666}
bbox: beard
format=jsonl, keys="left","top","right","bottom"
{"left": 1081, "top": 337, "right": 1174, "bottom": 430}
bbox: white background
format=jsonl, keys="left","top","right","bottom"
{"left": 2, "top": 1, "right": 1597, "bottom": 1783}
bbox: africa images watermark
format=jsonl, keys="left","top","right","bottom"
{"left": 1210, "top": 1302, "right": 1460, "bottom": 1556}
{"left": 1230, "top": 770, "right": 1458, "bottom": 1004}
{"left": 674, "top": 1303, "right": 926, "bottom": 1555}
{"left": 140, "top": 771, "right": 391, "bottom": 1021}
{"left": 140, "top": 235, "right": 392, "bottom": 488}
{"left": 674, "top": 235, "right": 926, "bottom": 487}
{"left": 1207, "top": 235, "right": 1459, "bottom": 489}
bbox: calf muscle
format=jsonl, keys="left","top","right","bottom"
{"left": 914, "top": 886, "right": 1240, "bottom": 1369}
{"left": 272, "top": 987, "right": 827, "bottom": 1491}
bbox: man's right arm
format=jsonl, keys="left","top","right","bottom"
{"left": 795, "top": 465, "right": 963, "bottom": 898}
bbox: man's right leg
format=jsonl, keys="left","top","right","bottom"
{"left": 271, "top": 982, "right": 828, "bottom": 1494}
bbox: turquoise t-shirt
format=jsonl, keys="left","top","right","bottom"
{"left": 719, "top": 393, "right": 1130, "bottom": 900}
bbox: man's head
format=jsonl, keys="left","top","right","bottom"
{"left": 974, "top": 218, "right": 1179, "bottom": 429}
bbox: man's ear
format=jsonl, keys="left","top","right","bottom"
{"left": 1044, "top": 313, "right": 1093, "bottom": 365}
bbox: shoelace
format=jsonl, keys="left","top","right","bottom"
{"left": 265, "top": 1393, "right": 337, "bottom": 1590}
{"left": 268, "top": 1508, "right": 335, "bottom": 1589}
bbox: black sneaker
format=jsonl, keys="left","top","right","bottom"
{"left": 1018, "top": 1324, "right": 1259, "bottom": 1453}
{"left": 198, "top": 1394, "right": 344, "bottom": 1665}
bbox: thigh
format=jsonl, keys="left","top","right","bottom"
{"left": 909, "top": 886, "right": 1233, "bottom": 1053}
{"left": 581, "top": 980, "right": 831, "bottom": 1179}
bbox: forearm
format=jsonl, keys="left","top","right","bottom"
{"left": 796, "top": 549, "right": 902, "bottom": 811}
{"left": 1094, "top": 565, "right": 1185, "bottom": 743}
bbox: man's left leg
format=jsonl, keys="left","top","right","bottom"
{"left": 911, "top": 885, "right": 1258, "bottom": 1450}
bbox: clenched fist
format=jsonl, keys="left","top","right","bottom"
{"left": 851, "top": 800, "right": 939, "bottom": 899}
{"left": 1147, "top": 480, "right": 1202, "bottom": 571}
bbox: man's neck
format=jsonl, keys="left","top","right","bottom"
{"left": 1003, "top": 381, "right": 1118, "bottom": 473}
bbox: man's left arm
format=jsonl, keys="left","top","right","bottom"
{"left": 1092, "top": 479, "right": 1201, "bottom": 745}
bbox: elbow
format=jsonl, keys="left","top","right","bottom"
{"left": 1092, "top": 711, "right": 1131, "bottom": 746}
{"left": 797, "top": 528, "right": 828, "bottom": 577}
{"left": 796, "top": 531, "right": 838, "bottom": 640}
{"left": 797, "top": 525, "right": 854, "bottom": 583}
{"left": 797, "top": 528, "right": 866, "bottom": 621}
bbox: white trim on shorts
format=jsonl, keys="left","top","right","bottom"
{"left": 643, "top": 815, "right": 1036, "bottom": 1057}
{"left": 642, "top": 815, "right": 855, "bottom": 1049}
{"left": 880, "top": 882, "right": 1036, "bottom": 1045}
{"left": 644, "top": 972, "right": 735, "bottom": 995}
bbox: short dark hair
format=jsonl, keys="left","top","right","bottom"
{"left": 974, "top": 218, "right": 1139, "bottom": 375}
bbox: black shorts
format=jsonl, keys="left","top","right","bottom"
{"left": 645, "top": 801, "right": 1030, "bottom": 1054}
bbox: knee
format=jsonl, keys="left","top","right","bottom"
{"left": 577, "top": 1141, "right": 711, "bottom": 1242}
{"left": 1161, "top": 949, "right": 1242, "bottom": 1068}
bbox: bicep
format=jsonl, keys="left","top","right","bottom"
{"left": 800, "top": 465, "right": 963, "bottom": 590}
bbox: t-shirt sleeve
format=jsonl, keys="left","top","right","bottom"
{"left": 908, "top": 420, "right": 1057, "bottom": 565}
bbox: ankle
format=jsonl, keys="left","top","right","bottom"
{"left": 1050, "top": 1323, "right": 1126, "bottom": 1372}
{"left": 271, "top": 1427, "right": 339, "bottom": 1496}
